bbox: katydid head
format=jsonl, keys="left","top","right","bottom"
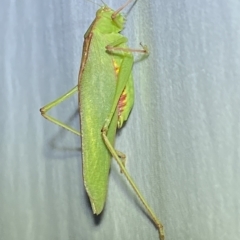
{"left": 95, "top": 6, "right": 126, "bottom": 33}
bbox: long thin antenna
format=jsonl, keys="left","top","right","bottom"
{"left": 112, "top": 0, "right": 133, "bottom": 19}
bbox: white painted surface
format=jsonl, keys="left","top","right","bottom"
{"left": 1, "top": 0, "right": 239, "bottom": 239}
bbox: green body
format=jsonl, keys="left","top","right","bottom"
{"left": 40, "top": 2, "right": 164, "bottom": 239}
{"left": 79, "top": 6, "right": 134, "bottom": 214}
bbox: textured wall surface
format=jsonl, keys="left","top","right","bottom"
{"left": 1, "top": 0, "right": 240, "bottom": 240}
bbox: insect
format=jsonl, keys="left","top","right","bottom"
{"left": 40, "top": 0, "right": 164, "bottom": 239}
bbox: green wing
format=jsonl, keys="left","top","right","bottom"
{"left": 79, "top": 31, "right": 119, "bottom": 214}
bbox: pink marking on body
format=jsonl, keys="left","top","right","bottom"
{"left": 112, "top": 60, "right": 127, "bottom": 119}
{"left": 118, "top": 91, "right": 127, "bottom": 116}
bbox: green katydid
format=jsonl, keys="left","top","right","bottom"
{"left": 40, "top": 0, "right": 164, "bottom": 239}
